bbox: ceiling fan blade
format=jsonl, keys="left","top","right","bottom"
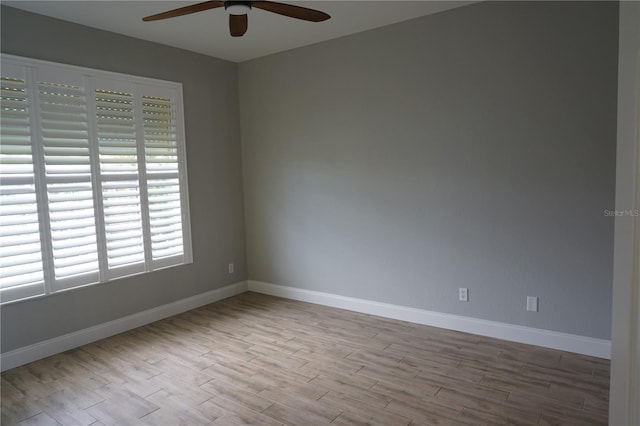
{"left": 252, "top": 1, "right": 330, "bottom": 22}
{"left": 142, "top": 1, "right": 224, "bottom": 21}
{"left": 229, "top": 14, "right": 248, "bottom": 37}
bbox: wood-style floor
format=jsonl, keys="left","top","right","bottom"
{"left": 1, "top": 292, "right": 609, "bottom": 425}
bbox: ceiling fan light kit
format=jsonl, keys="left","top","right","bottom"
{"left": 225, "top": 1, "right": 252, "bottom": 15}
{"left": 143, "top": 1, "right": 330, "bottom": 38}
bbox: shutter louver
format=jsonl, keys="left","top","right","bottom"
{"left": 38, "top": 81, "right": 99, "bottom": 285}
{"left": 95, "top": 89, "right": 144, "bottom": 272}
{"left": 0, "top": 75, "right": 46, "bottom": 301}
{"left": 143, "top": 95, "right": 184, "bottom": 262}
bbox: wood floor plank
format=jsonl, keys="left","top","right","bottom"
{"left": 457, "top": 406, "right": 539, "bottom": 426}
{"left": 1, "top": 292, "right": 610, "bottom": 425}
{"left": 308, "top": 374, "right": 393, "bottom": 408}
{"left": 17, "top": 412, "right": 61, "bottom": 426}
{"left": 355, "top": 364, "right": 422, "bottom": 385}
{"left": 1, "top": 378, "right": 43, "bottom": 425}
{"left": 479, "top": 372, "right": 551, "bottom": 394}
{"left": 384, "top": 396, "right": 461, "bottom": 425}
{"left": 39, "top": 384, "right": 105, "bottom": 412}
{"left": 200, "top": 379, "right": 275, "bottom": 412}
{"left": 346, "top": 350, "right": 406, "bottom": 371}
{"left": 140, "top": 388, "right": 216, "bottom": 425}
{"left": 538, "top": 411, "right": 607, "bottom": 426}
{"left": 369, "top": 376, "right": 440, "bottom": 404}
{"left": 84, "top": 391, "right": 159, "bottom": 425}
{"left": 259, "top": 391, "right": 340, "bottom": 425}
{"left": 251, "top": 362, "right": 314, "bottom": 388}
{"left": 330, "top": 409, "right": 408, "bottom": 426}
{"left": 2, "top": 367, "right": 60, "bottom": 400}
{"left": 33, "top": 392, "right": 100, "bottom": 426}
{"left": 262, "top": 379, "right": 330, "bottom": 401}
{"left": 320, "top": 391, "right": 413, "bottom": 426}
{"left": 307, "top": 372, "right": 378, "bottom": 396}
{"left": 444, "top": 364, "right": 485, "bottom": 383}
{"left": 434, "top": 384, "right": 510, "bottom": 412}
{"left": 291, "top": 348, "right": 362, "bottom": 375}
{"left": 205, "top": 396, "right": 284, "bottom": 426}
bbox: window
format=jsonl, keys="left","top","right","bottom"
{"left": 0, "top": 54, "right": 192, "bottom": 304}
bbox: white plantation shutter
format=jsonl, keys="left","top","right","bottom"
{"left": 37, "top": 75, "right": 100, "bottom": 289}
{"left": 142, "top": 91, "right": 186, "bottom": 265}
{"left": 0, "top": 54, "right": 192, "bottom": 304}
{"left": 0, "top": 65, "right": 46, "bottom": 302}
{"left": 94, "top": 86, "right": 145, "bottom": 277}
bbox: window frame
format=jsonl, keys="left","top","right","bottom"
{"left": 0, "top": 54, "right": 193, "bottom": 305}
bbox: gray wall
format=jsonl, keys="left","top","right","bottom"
{"left": 1, "top": 6, "right": 247, "bottom": 352}
{"left": 239, "top": 1, "right": 619, "bottom": 339}
{"left": 0, "top": 1, "right": 620, "bottom": 351}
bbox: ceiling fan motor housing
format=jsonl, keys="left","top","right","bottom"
{"left": 225, "top": 1, "right": 252, "bottom": 15}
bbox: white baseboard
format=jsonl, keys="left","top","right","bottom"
{"left": 248, "top": 280, "right": 611, "bottom": 359}
{"left": 0, "top": 281, "right": 248, "bottom": 372}
{"left": 1, "top": 279, "right": 610, "bottom": 372}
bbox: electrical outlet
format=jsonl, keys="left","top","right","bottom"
{"left": 228, "top": 263, "right": 234, "bottom": 274}
{"left": 527, "top": 296, "right": 538, "bottom": 312}
{"left": 459, "top": 288, "right": 468, "bottom": 302}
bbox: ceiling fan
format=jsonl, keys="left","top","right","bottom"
{"left": 142, "top": 1, "right": 331, "bottom": 37}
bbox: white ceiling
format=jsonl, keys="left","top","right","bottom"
{"left": 4, "top": 1, "right": 473, "bottom": 62}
